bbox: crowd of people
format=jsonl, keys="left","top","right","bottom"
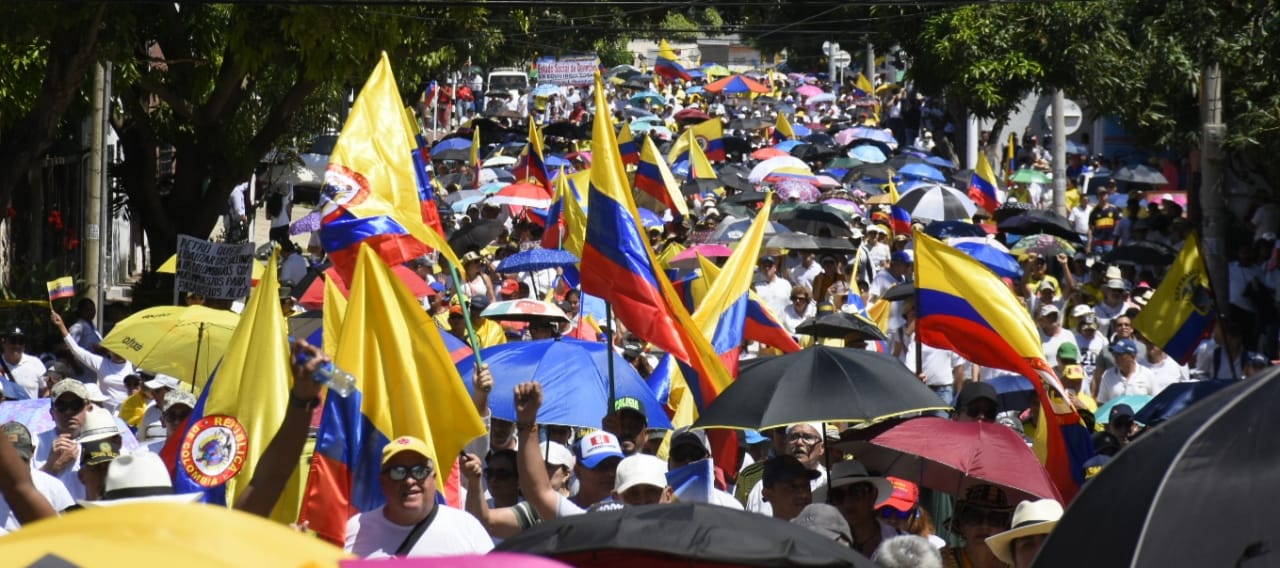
{"left": 0, "top": 60, "right": 1269, "bottom": 567}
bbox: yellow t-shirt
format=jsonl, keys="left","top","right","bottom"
{"left": 119, "top": 392, "right": 148, "bottom": 428}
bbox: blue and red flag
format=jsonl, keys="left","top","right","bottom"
{"left": 968, "top": 153, "right": 1001, "bottom": 213}
{"left": 513, "top": 119, "right": 552, "bottom": 190}
{"left": 654, "top": 39, "right": 692, "bottom": 82}
{"left": 635, "top": 136, "right": 689, "bottom": 216}
{"left": 618, "top": 122, "right": 640, "bottom": 165}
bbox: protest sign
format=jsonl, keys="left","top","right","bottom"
{"left": 175, "top": 236, "right": 256, "bottom": 299}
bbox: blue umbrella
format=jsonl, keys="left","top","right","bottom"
{"left": 773, "top": 140, "right": 804, "bottom": 152}
{"left": 987, "top": 374, "right": 1035, "bottom": 412}
{"left": 431, "top": 137, "right": 472, "bottom": 155}
{"left": 531, "top": 83, "right": 560, "bottom": 97}
{"left": 630, "top": 91, "right": 665, "bottom": 106}
{"left": 953, "top": 241, "right": 1023, "bottom": 279}
{"left": 849, "top": 145, "right": 887, "bottom": 164}
{"left": 637, "top": 207, "right": 664, "bottom": 229}
{"left": 791, "top": 123, "right": 811, "bottom": 137}
{"left": 1096, "top": 394, "right": 1154, "bottom": 426}
{"left": 924, "top": 155, "right": 958, "bottom": 169}
{"left": 495, "top": 248, "right": 579, "bottom": 273}
{"left": 899, "top": 163, "right": 948, "bottom": 183}
{"left": 1133, "top": 380, "right": 1240, "bottom": 427}
{"left": 685, "top": 86, "right": 705, "bottom": 96}
{"left": 457, "top": 338, "right": 673, "bottom": 430}
{"left": 544, "top": 155, "right": 572, "bottom": 169}
{"left": 845, "top": 126, "right": 896, "bottom": 146}
{"left": 451, "top": 194, "right": 485, "bottom": 213}
{"left": 924, "top": 220, "right": 987, "bottom": 239}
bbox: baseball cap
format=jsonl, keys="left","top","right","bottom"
{"left": 2, "top": 421, "right": 34, "bottom": 461}
{"left": 81, "top": 439, "right": 120, "bottom": 467}
{"left": 576, "top": 431, "right": 624, "bottom": 469}
{"left": 468, "top": 295, "right": 491, "bottom": 312}
{"left": 1057, "top": 342, "right": 1080, "bottom": 362}
{"left": 540, "top": 441, "right": 576, "bottom": 470}
{"left": 743, "top": 430, "right": 768, "bottom": 445}
{"left": 758, "top": 256, "right": 776, "bottom": 266}
{"left": 614, "top": 454, "right": 668, "bottom": 494}
{"left": 881, "top": 476, "right": 920, "bottom": 512}
{"left": 792, "top": 503, "right": 851, "bottom": 543}
{"left": 670, "top": 427, "right": 710, "bottom": 456}
{"left": 51, "top": 379, "right": 89, "bottom": 401}
{"left": 1038, "top": 304, "right": 1060, "bottom": 318}
{"left": 955, "top": 381, "right": 998, "bottom": 411}
{"left": 1109, "top": 338, "right": 1137, "bottom": 356}
{"left": 143, "top": 374, "right": 180, "bottom": 390}
{"left": 891, "top": 250, "right": 914, "bottom": 264}
{"left": 1109, "top": 404, "right": 1135, "bottom": 423}
{"left": 380, "top": 435, "right": 433, "bottom": 467}
{"left": 1070, "top": 304, "right": 1093, "bottom": 319}
{"left": 613, "top": 396, "right": 645, "bottom": 418}
{"left": 1063, "top": 365, "right": 1086, "bottom": 381}
{"left": 762, "top": 455, "right": 820, "bottom": 488}
{"left": 162, "top": 389, "right": 197, "bottom": 413}
{"left": 1079, "top": 314, "right": 1099, "bottom": 330}
{"left": 1038, "top": 280, "right": 1057, "bottom": 292}
{"left": 43, "top": 361, "right": 76, "bottom": 380}
{"left": 1105, "top": 278, "right": 1129, "bottom": 291}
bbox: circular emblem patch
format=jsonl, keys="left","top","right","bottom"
{"left": 179, "top": 415, "right": 249, "bottom": 488}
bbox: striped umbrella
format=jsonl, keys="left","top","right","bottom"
{"left": 894, "top": 184, "right": 977, "bottom": 221}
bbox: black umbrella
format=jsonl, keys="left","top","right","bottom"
{"left": 924, "top": 220, "right": 988, "bottom": 239}
{"left": 1133, "top": 379, "right": 1240, "bottom": 427}
{"left": 842, "top": 163, "right": 895, "bottom": 185}
{"left": 1111, "top": 163, "right": 1168, "bottom": 185}
{"left": 1105, "top": 241, "right": 1177, "bottom": 265}
{"left": 886, "top": 153, "right": 928, "bottom": 170}
{"left": 796, "top": 311, "right": 888, "bottom": 341}
{"left": 791, "top": 143, "right": 838, "bottom": 162}
{"left": 772, "top": 208, "right": 852, "bottom": 238}
{"left": 718, "top": 168, "right": 754, "bottom": 192}
{"left": 881, "top": 281, "right": 915, "bottom": 301}
{"left": 813, "top": 236, "right": 857, "bottom": 254}
{"left": 680, "top": 179, "right": 722, "bottom": 196}
{"left": 729, "top": 117, "right": 772, "bottom": 131}
{"left": 997, "top": 209, "right": 1081, "bottom": 242}
{"left": 766, "top": 232, "right": 820, "bottom": 250}
{"left": 622, "top": 77, "right": 652, "bottom": 90}
{"left": 447, "top": 219, "right": 505, "bottom": 254}
{"left": 542, "top": 121, "right": 588, "bottom": 140}
{"left": 468, "top": 117, "right": 511, "bottom": 145}
{"left": 497, "top": 502, "right": 875, "bottom": 567}
{"left": 721, "top": 136, "right": 752, "bottom": 157}
{"left": 804, "top": 132, "right": 838, "bottom": 147}
{"left": 724, "top": 190, "right": 769, "bottom": 205}
{"left": 992, "top": 201, "right": 1033, "bottom": 223}
{"left": 692, "top": 346, "right": 950, "bottom": 430}
{"left": 431, "top": 148, "right": 471, "bottom": 162}
{"left": 1036, "top": 369, "right": 1280, "bottom": 568}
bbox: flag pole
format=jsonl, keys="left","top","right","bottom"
{"left": 447, "top": 259, "right": 485, "bottom": 373}
{"left": 605, "top": 300, "right": 616, "bottom": 412}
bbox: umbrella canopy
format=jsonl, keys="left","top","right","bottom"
{"left": 923, "top": 220, "right": 987, "bottom": 239}
{"left": 805, "top": 93, "right": 835, "bottom": 104}
{"left": 986, "top": 374, "right": 1036, "bottom": 413}
{"left": 992, "top": 200, "right": 1034, "bottom": 223}
{"left": 840, "top": 126, "right": 897, "bottom": 147}
{"left": 495, "top": 248, "right": 579, "bottom": 273}
{"left": 848, "top": 145, "right": 887, "bottom": 164}
{"left": 882, "top": 282, "right": 915, "bottom": 301}
{"left": 795, "top": 311, "right": 888, "bottom": 341}
{"left": 705, "top": 74, "right": 771, "bottom": 95}
{"left": 730, "top": 117, "right": 774, "bottom": 131}
{"left": 496, "top": 502, "right": 875, "bottom": 567}
{"left": 842, "top": 163, "right": 895, "bottom": 184}
{"left": 795, "top": 84, "right": 824, "bottom": 98}
{"left": 1105, "top": 241, "right": 1177, "bottom": 265}
{"left": 670, "top": 244, "right": 735, "bottom": 269}
{"left": 840, "top": 416, "right": 1062, "bottom": 503}
{"left": 1111, "top": 163, "right": 1168, "bottom": 185}
{"left": 997, "top": 209, "right": 1080, "bottom": 242}
{"left": 723, "top": 190, "right": 770, "bottom": 205}
{"left": 766, "top": 232, "right": 820, "bottom": 251}
{"left": 482, "top": 155, "right": 518, "bottom": 168}
{"left": 751, "top": 147, "right": 791, "bottom": 160}
{"left": 448, "top": 219, "right": 506, "bottom": 254}
{"left": 898, "top": 163, "right": 948, "bottom": 183}
{"left": 692, "top": 346, "right": 950, "bottom": 430}
{"left": 895, "top": 184, "right": 977, "bottom": 222}
{"left": 0, "top": 502, "right": 346, "bottom": 567}
{"left": 924, "top": 155, "right": 957, "bottom": 169}
{"left": 748, "top": 156, "right": 810, "bottom": 184}
{"left": 673, "top": 108, "right": 711, "bottom": 123}
{"left": 1009, "top": 168, "right": 1052, "bottom": 184}
{"left": 709, "top": 218, "right": 789, "bottom": 244}
{"left": 1132, "top": 379, "right": 1240, "bottom": 427}
{"left": 629, "top": 91, "right": 665, "bottom": 106}
{"left": 480, "top": 299, "right": 570, "bottom": 324}
{"left": 775, "top": 178, "right": 821, "bottom": 202}
{"left": 457, "top": 338, "right": 672, "bottom": 430}
{"left": 1036, "top": 370, "right": 1280, "bottom": 568}
{"left": 700, "top": 63, "right": 732, "bottom": 77}
{"left": 771, "top": 207, "right": 852, "bottom": 238}
{"left": 952, "top": 241, "right": 1023, "bottom": 279}
{"left": 1094, "top": 394, "right": 1155, "bottom": 426}
{"left": 0, "top": 398, "right": 142, "bottom": 451}
{"left": 430, "top": 136, "right": 472, "bottom": 156}
{"left": 100, "top": 305, "right": 240, "bottom": 388}
{"left": 298, "top": 265, "right": 435, "bottom": 311}
{"left": 1009, "top": 233, "right": 1077, "bottom": 259}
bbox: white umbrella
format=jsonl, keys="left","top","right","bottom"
{"left": 483, "top": 155, "right": 518, "bottom": 167}
{"left": 748, "top": 156, "right": 810, "bottom": 184}
{"left": 895, "top": 183, "right": 977, "bottom": 222}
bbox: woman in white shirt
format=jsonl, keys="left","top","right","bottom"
{"left": 781, "top": 285, "right": 817, "bottom": 336}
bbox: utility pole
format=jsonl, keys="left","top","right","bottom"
{"left": 864, "top": 38, "right": 875, "bottom": 88}
{"left": 1051, "top": 89, "right": 1067, "bottom": 217}
{"left": 823, "top": 41, "right": 839, "bottom": 97}
{"left": 85, "top": 62, "right": 105, "bottom": 325}
{"left": 1200, "top": 62, "right": 1229, "bottom": 316}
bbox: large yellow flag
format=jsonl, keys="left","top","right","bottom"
{"left": 336, "top": 245, "right": 486, "bottom": 472}
{"left": 1133, "top": 233, "right": 1216, "bottom": 363}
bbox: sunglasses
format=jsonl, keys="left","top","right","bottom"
{"left": 54, "top": 399, "right": 86, "bottom": 414}
{"left": 880, "top": 507, "right": 916, "bottom": 520}
{"left": 384, "top": 464, "right": 432, "bottom": 481}
{"left": 792, "top": 296, "right": 810, "bottom": 301}
{"left": 828, "top": 483, "right": 874, "bottom": 503}
{"left": 965, "top": 407, "right": 998, "bottom": 421}
{"left": 484, "top": 468, "right": 516, "bottom": 481}
{"left": 959, "top": 507, "right": 1013, "bottom": 528}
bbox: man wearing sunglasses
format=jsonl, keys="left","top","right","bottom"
{"left": 345, "top": 435, "right": 493, "bottom": 558}
{"left": 0, "top": 327, "right": 46, "bottom": 400}
{"left": 826, "top": 460, "right": 897, "bottom": 558}
{"left": 33, "top": 380, "right": 91, "bottom": 498}
{"left": 953, "top": 382, "right": 999, "bottom": 423}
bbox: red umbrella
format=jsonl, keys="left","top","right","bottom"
{"left": 751, "top": 147, "right": 790, "bottom": 160}
{"left": 488, "top": 182, "right": 553, "bottom": 208}
{"left": 704, "top": 74, "right": 770, "bottom": 95}
{"left": 298, "top": 265, "right": 435, "bottom": 310}
{"left": 673, "top": 108, "right": 711, "bottom": 123}
{"left": 839, "top": 416, "right": 1062, "bottom": 503}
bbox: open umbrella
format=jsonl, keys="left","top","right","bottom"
{"left": 1009, "top": 234, "right": 1076, "bottom": 259}
{"left": 1105, "top": 241, "right": 1177, "bottom": 266}
{"left": 730, "top": 117, "right": 773, "bottom": 131}
{"left": 629, "top": 91, "right": 665, "bottom": 107}
{"left": 923, "top": 220, "right": 987, "bottom": 239}
{"left": 1010, "top": 168, "right": 1052, "bottom": 185}
{"left": 479, "top": 299, "right": 570, "bottom": 324}
{"left": 692, "top": 346, "right": 951, "bottom": 430}
{"left": 748, "top": 156, "right": 810, "bottom": 184}
{"left": 1132, "top": 379, "right": 1240, "bottom": 427}
{"left": 495, "top": 248, "right": 579, "bottom": 273}
{"left": 997, "top": 209, "right": 1080, "bottom": 242}
{"left": 709, "top": 218, "right": 788, "bottom": 244}
{"left": 771, "top": 207, "right": 852, "bottom": 238}
{"left": 795, "top": 84, "right": 824, "bottom": 98}
{"left": 839, "top": 416, "right": 1062, "bottom": 503}
{"left": 842, "top": 163, "right": 895, "bottom": 184}
{"left": 895, "top": 184, "right": 977, "bottom": 222}
{"left": 898, "top": 163, "right": 947, "bottom": 183}
{"left": 1094, "top": 394, "right": 1155, "bottom": 426}
{"left": 674, "top": 108, "right": 711, "bottom": 123}
{"left": 1111, "top": 163, "right": 1168, "bottom": 185}
{"left": 100, "top": 305, "right": 240, "bottom": 389}
{"left": 881, "top": 282, "right": 915, "bottom": 301}
{"left": 848, "top": 145, "right": 887, "bottom": 164}
{"left": 986, "top": 375, "right": 1036, "bottom": 413}
{"left": 448, "top": 219, "right": 506, "bottom": 254}
{"left": 670, "top": 244, "right": 734, "bottom": 269}
{"left": 751, "top": 147, "right": 790, "bottom": 160}
{"left": 766, "top": 233, "right": 821, "bottom": 251}
{"left": 992, "top": 201, "right": 1034, "bottom": 223}
{"left": 952, "top": 241, "right": 1023, "bottom": 279}
{"left": 497, "top": 502, "right": 874, "bottom": 567}
{"left": 457, "top": 338, "right": 672, "bottom": 430}
{"left": 1036, "top": 370, "right": 1280, "bottom": 568}
{"left": 795, "top": 311, "right": 887, "bottom": 341}
{"left": 0, "top": 398, "right": 142, "bottom": 451}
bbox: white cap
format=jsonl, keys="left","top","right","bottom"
{"left": 83, "top": 383, "right": 111, "bottom": 404}
{"left": 1071, "top": 304, "right": 1094, "bottom": 318}
{"left": 614, "top": 454, "right": 668, "bottom": 494}
{"left": 540, "top": 441, "right": 575, "bottom": 470}
{"left": 1038, "top": 304, "right": 1060, "bottom": 317}
{"left": 143, "top": 374, "right": 180, "bottom": 390}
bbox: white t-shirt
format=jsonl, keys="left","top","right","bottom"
{"left": 789, "top": 262, "right": 823, "bottom": 292}
{"left": 1096, "top": 365, "right": 1154, "bottom": 404}
{"left": 1075, "top": 332, "right": 1109, "bottom": 381}
{"left": 781, "top": 302, "right": 816, "bottom": 335}
{"left": 1068, "top": 204, "right": 1093, "bottom": 235}
{"left": 63, "top": 336, "right": 134, "bottom": 411}
{"left": 1143, "top": 356, "right": 1189, "bottom": 395}
{"left": 754, "top": 276, "right": 793, "bottom": 322}
{"left": 0, "top": 469, "right": 75, "bottom": 535}
{"left": 868, "top": 270, "right": 901, "bottom": 302}
{"left": 1040, "top": 327, "right": 1076, "bottom": 367}
{"left": 4, "top": 354, "right": 46, "bottom": 399}
{"left": 32, "top": 429, "right": 84, "bottom": 501}
{"left": 896, "top": 330, "right": 966, "bottom": 387}
{"left": 67, "top": 319, "right": 102, "bottom": 352}
{"left": 345, "top": 504, "right": 494, "bottom": 558}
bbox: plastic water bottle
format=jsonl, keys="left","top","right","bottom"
{"left": 313, "top": 361, "right": 356, "bottom": 398}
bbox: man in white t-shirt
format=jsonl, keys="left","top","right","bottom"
{"left": 0, "top": 327, "right": 46, "bottom": 400}
{"left": 0, "top": 422, "right": 74, "bottom": 534}
{"left": 789, "top": 251, "right": 824, "bottom": 292}
{"left": 33, "top": 380, "right": 90, "bottom": 500}
{"left": 1037, "top": 305, "right": 1075, "bottom": 367}
{"left": 345, "top": 436, "right": 493, "bottom": 558}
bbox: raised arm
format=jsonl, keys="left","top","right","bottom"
{"left": 462, "top": 452, "right": 524, "bottom": 538}
{"left": 0, "top": 426, "right": 56, "bottom": 524}
{"left": 514, "top": 382, "right": 558, "bottom": 520}
{"left": 51, "top": 311, "right": 103, "bottom": 371}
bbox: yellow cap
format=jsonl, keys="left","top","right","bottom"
{"left": 380, "top": 436, "right": 433, "bottom": 466}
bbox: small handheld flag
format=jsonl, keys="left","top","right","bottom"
{"left": 46, "top": 277, "right": 74, "bottom": 301}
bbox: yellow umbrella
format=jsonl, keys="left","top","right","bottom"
{"left": 157, "top": 254, "right": 266, "bottom": 280}
{"left": 0, "top": 502, "right": 347, "bottom": 567}
{"left": 101, "top": 305, "right": 240, "bottom": 389}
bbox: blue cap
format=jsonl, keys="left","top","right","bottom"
{"left": 1109, "top": 338, "right": 1137, "bottom": 356}
{"left": 743, "top": 430, "right": 768, "bottom": 445}
{"left": 891, "top": 250, "right": 914, "bottom": 264}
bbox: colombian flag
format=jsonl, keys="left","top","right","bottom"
{"left": 403, "top": 106, "right": 445, "bottom": 237}
{"left": 46, "top": 277, "right": 75, "bottom": 301}
{"left": 655, "top": 39, "right": 692, "bottom": 82}
{"left": 667, "top": 118, "right": 726, "bottom": 163}
{"left": 914, "top": 231, "right": 1092, "bottom": 501}
{"left": 618, "top": 122, "right": 640, "bottom": 165}
{"left": 317, "top": 53, "right": 461, "bottom": 281}
{"left": 513, "top": 118, "right": 552, "bottom": 190}
{"left": 1133, "top": 232, "right": 1215, "bottom": 364}
{"left": 886, "top": 177, "right": 912, "bottom": 235}
{"left": 772, "top": 112, "right": 797, "bottom": 144}
{"left": 968, "top": 152, "right": 1001, "bottom": 213}
{"left": 634, "top": 136, "right": 689, "bottom": 216}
